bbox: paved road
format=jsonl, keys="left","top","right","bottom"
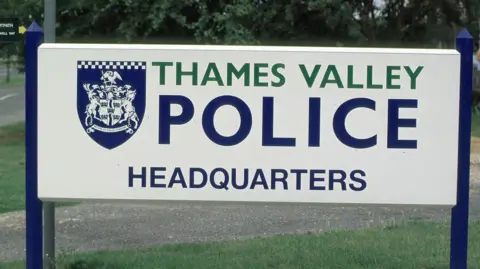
{"left": 0, "top": 84, "right": 479, "bottom": 262}
{"left": 0, "top": 85, "right": 24, "bottom": 126}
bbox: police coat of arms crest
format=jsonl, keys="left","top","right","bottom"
{"left": 76, "top": 61, "right": 146, "bottom": 149}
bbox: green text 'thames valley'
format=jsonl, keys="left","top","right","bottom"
{"left": 151, "top": 62, "right": 424, "bottom": 90}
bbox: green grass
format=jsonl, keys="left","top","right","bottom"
{"left": 0, "top": 120, "right": 479, "bottom": 268}
{"left": 0, "top": 122, "right": 75, "bottom": 213}
{"left": 0, "top": 76, "right": 25, "bottom": 88}
{"left": 472, "top": 113, "right": 480, "bottom": 137}
{"left": 1, "top": 221, "right": 479, "bottom": 269}
{"left": 0, "top": 123, "right": 28, "bottom": 213}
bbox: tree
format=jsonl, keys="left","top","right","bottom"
{"left": 4, "top": 0, "right": 479, "bottom": 71}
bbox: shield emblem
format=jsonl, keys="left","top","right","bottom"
{"left": 98, "top": 99, "right": 110, "bottom": 125}
{"left": 111, "top": 99, "right": 123, "bottom": 126}
{"left": 76, "top": 60, "right": 146, "bottom": 150}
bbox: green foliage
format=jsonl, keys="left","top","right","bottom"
{"left": 2, "top": 0, "right": 480, "bottom": 71}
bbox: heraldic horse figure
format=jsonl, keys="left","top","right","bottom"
{"left": 83, "top": 83, "right": 102, "bottom": 126}
{"left": 118, "top": 84, "right": 140, "bottom": 129}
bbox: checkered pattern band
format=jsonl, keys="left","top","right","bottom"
{"left": 77, "top": 61, "right": 146, "bottom": 70}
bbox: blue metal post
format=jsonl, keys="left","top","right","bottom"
{"left": 450, "top": 28, "right": 473, "bottom": 269}
{"left": 25, "top": 21, "right": 44, "bottom": 269}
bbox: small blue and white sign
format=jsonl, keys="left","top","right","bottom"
{"left": 76, "top": 61, "right": 146, "bottom": 149}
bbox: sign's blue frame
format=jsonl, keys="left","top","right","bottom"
{"left": 23, "top": 22, "right": 473, "bottom": 269}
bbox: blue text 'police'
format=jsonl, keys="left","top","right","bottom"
{"left": 128, "top": 167, "right": 367, "bottom": 191}
{"left": 159, "top": 96, "right": 418, "bottom": 149}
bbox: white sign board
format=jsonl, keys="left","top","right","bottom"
{"left": 37, "top": 44, "right": 460, "bottom": 206}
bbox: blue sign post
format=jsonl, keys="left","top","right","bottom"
{"left": 450, "top": 29, "right": 473, "bottom": 269}
{"left": 25, "top": 22, "right": 44, "bottom": 269}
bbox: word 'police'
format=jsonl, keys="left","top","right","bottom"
{"left": 159, "top": 96, "right": 417, "bottom": 149}
{"left": 129, "top": 167, "right": 367, "bottom": 191}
